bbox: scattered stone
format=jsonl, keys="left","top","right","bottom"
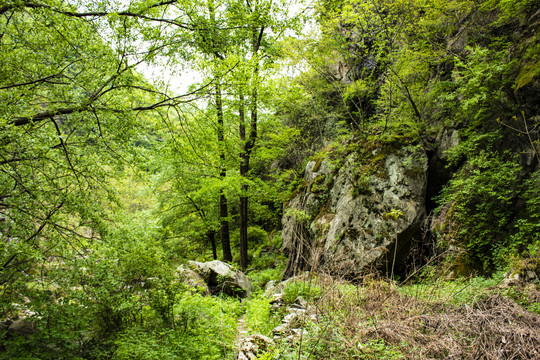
{"left": 272, "top": 323, "right": 288, "bottom": 335}
{"left": 292, "top": 296, "right": 308, "bottom": 309}
{"left": 500, "top": 261, "right": 539, "bottom": 288}
{"left": 265, "top": 280, "right": 277, "bottom": 292}
{"left": 282, "top": 312, "right": 303, "bottom": 328}
{"left": 266, "top": 272, "right": 312, "bottom": 297}
{"left": 271, "top": 300, "right": 309, "bottom": 339}
{"left": 189, "top": 260, "right": 252, "bottom": 297}
{"left": 237, "top": 334, "right": 272, "bottom": 360}
{"left": 270, "top": 293, "right": 283, "bottom": 304}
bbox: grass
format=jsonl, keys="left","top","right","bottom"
{"left": 250, "top": 272, "right": 540, "bottom": 359}
{"left": 397, "top": 273, "right": 505, "bottom": 306}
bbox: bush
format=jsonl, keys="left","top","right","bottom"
{"left": 282, "top": 280, "right": 322, "bottom": 304}
{"left": 437, "top": 150, "right": 522, "bottom": 271}
{"left": 250, "top": 268, "right": 283, "bottom": 293}
{"left": 510, "top": 170, "right": 540, "bottom": 255}
{"left": 114, "top": 293, "right": 242, "bottom": 360}
{"left": 244, "top": 295, "right": 280, "bottom": 336}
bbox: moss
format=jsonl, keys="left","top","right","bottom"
{"left": 313, "top": 214, "right": 334, "bottom": 236}
{"left": 310, "top": 174, "right": 326, "bottom": 193}
{"left": 446, "top": 252, "right": 478, "bottom": 278}
{"left": 313, "top": 197, "right": 332, "bottom": 223}
{"left": 404, "top": 167, "right": 425, "bottom": 177}
{"left": 285, "top": 180, "right": 308, "bottom": 207}
{"left": 312, "top": 155, "right": 324, "bottom": 172}
{"left": 351, "top": 174, "right": 371, "bottom": 197}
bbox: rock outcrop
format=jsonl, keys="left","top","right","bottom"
{"left": 177, "top": 266, "right": 210, "bottom": 295}
{"left": 188, "top": 260, "right": 252, "bottom": 297}
{"left": 282, "top": 139, "right": 428, "bottom": 278}
{"left": 0, "top": 318, "right": 36, "bottom": 338}
{"left": 7, "top": 319, "right": 36, "bottom": 337}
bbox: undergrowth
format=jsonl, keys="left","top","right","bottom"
{"left": 256, "top": 272, "right": 540, "bottom": 360}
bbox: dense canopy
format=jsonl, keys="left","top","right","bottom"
{"left": 0, "top": 0, "right": 539, "bottom": 358}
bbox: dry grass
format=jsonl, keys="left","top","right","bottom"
{"left": 283, "top": 274, "right": 540, "bottom": 359}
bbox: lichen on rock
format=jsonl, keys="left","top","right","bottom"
{"left": 282, "top": 138, "right": 428, "bottom": 278}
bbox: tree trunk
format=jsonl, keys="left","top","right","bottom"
{"left": 216, "top": 82, "right": 232, "bottom": 262}
{"left": 239, "top": 90, "right": 249, "bottom": 270}
{"left": 238, "top": 27, "right": 262, "bottom": 270}
{"left": 207, "top": 229, "right": 217, "bottom": 260}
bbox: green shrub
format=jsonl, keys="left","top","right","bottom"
{"left": 399, "top": 273, "right": 504, "bottom": 306}
{"left": 244, "top": 295, "right": 280, "bottom": 336}
{"left": 510, "top": 170, "right": 540, "bottom": 256}
{"left": 437, "top": 150, "right": 521, "bottom": 271}
{"left": 113, "top": 293, "right": 241, "bottom": 360}
{"left": 356, "top": 339, "right": 406, "bottom": 359}
{"left": 250, "top": 268, "right": 283, "bottom": 293}
{"left": 282, "top": 280, "right": 322, "bottom": 304}
{"left": 248, "top": 226, "right": 269, "bottom": 244}
{"left": 114, "top": 328, "right": 177, "bottom": 360}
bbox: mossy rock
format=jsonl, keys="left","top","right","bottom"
{"left": 446, "top": 252, "right": 479, "bottom": 279}
{"left": 310, "top": 174, "right": 326, "bottom": 193}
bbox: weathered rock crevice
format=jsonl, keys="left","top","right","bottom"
{"left": 282, "top": 139, "right": 430, "bottom": 279}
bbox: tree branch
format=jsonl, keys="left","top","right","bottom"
{"left": 0, "top": 60, "right": 78, "bottom": 90}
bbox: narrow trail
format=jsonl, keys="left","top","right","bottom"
{"left": 234, "top": 316, "right": 248, "bottom": 360}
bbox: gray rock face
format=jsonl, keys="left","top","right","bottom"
{"left": 282, "top": 143, "right": 428, "bottom": 278}
{"left": 189, "top": 260, "right": 252, "bottom": 297}
{"left": 8, "top": 319, "right": 36, "bottom": 336}
{"left": 177, "top": 266, "right": 210, "bottom": 295}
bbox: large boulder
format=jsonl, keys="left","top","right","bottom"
{"left": 282, "top": 140, "right": 428, "bottom": 278}
{"left": 189, "top": 260, "right": 252, "bottom": 297}
{"left": 8, "top": 319, "right": 36, "bottom": 337}
{"left": 177, "top": 266, "right": 210, "bottom": 295}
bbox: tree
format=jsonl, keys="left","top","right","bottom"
{"left": 240, "top": 12, "right": 271, "bottom": 269}
{"left": 147, "top": 0, "right": 294, "bottom": 268}
{"left": 0, "top": 0, "right": 202, "bottom": 307}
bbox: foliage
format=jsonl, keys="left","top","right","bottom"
{"left": 436, "top": 150, "right": 522, "bottom": 271}
{"left": 261, "top": 275, "right": 539, "bottom": 360}
{"left": 244, "top": 294, "right": 280, "bottom": 336}
{"left": 247, "top": 231, "right": 286, "bottom": 292}
{"left": 451, "top": 47, "right": 518, "bottom": 128}
{"left": 114, "top": 293, "right": 241, "bottom": 360}
{"left": 399, "top": 273, "right": 506, "bottom": 306}
{"left": 282, "top": 280, "right": 322, "bottom": 304}
{"left": 510, "top": 170, "right": 540, "bottom": 254}
{"left": 249, "top": 268, "right": 283, "bottom": 293}
{"left": 1, "top": 0, "right": 540, "bottom": 358}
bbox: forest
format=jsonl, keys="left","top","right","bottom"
{"left": 0, "top": 0, "right": 539, "bottom": 358}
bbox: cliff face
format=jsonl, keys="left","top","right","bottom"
{"left": 282, "top": 138, "right": 429, "bottom": 278}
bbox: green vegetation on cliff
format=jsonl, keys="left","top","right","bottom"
{"left": 0, "top": 0, "right": 539, "bottom": 358}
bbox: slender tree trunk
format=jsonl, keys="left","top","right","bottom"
{"left": 207, "top": 229, "right": 217, "bottom": 260}
{"left": 216, "top": 83, "right": 232, "bottom": 262}
{"left": 219, "top": 193, "right": 231, "bottom": 261}
{"left": 239, "top": 90, "right": 249, "bottom": 270}
{"left": 238, "top": 26, "right": 263, "bottom": 270}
